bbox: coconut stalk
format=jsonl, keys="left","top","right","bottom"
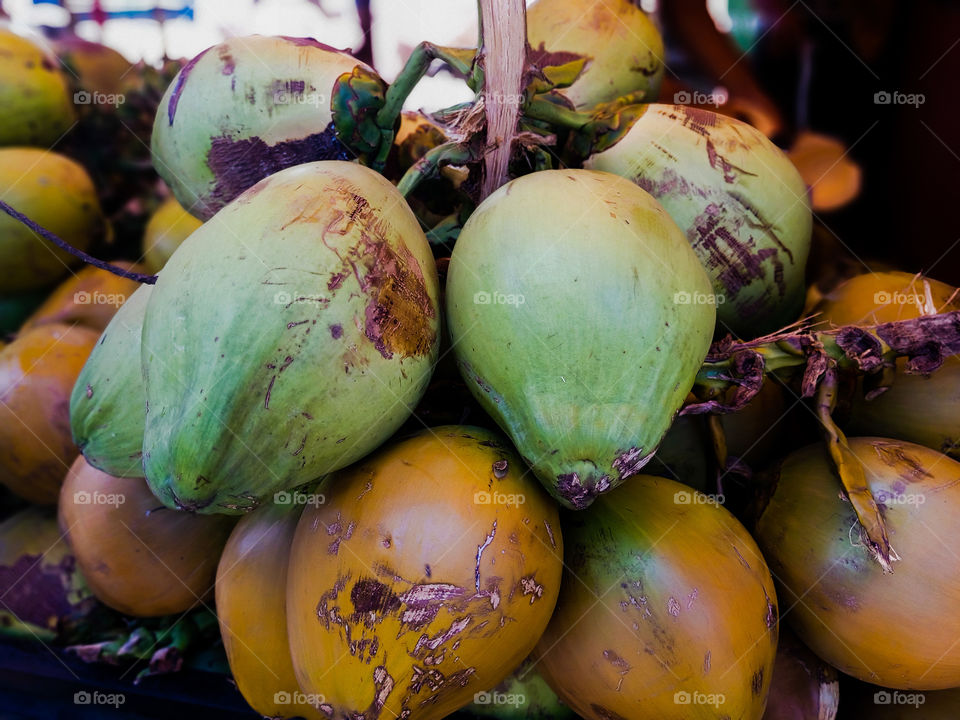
{"left": 476, "top": 0, "right": 526, "bottom": 199}
{"left": 686, "top": 310, "right": 960, "bottom": 568}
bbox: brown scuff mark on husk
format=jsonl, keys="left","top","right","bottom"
{"left": 869, "top": 440, "right": 935, "bottom": 482}
{"left": 314, "top": 187, "right": 437, "bottom": 360}
{"left": 527, "top": 42, "right": 587, "bottom": 69}
{"left": 590, "top": 704, "right": 629, "bottom": 720}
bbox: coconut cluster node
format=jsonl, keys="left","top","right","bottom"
{"left": 0, "top": 2, "right": 958, "bottom": 719}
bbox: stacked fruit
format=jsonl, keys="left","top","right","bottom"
{"left": 1, "top": 2, "right": 959, "bottom": 719}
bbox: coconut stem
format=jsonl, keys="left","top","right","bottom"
{"left": 375, "top": 43, "right": 477, "bottom": 133}
{"left": 396, "top": 141, "right": 475, "bottom": 197}
{"left": 0, "top": 199, "right": 158, "bottom": 285}
{"left": 477, "top": 0, "right": 527, "bottom": 199}
{"left": 687, "top": 311, "right": 960, "bottom": 415}
{"left": 816, "top": 367, "right": 893, "bottom": 570}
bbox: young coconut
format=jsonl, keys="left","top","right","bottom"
{"left": 70, "top": 284, "right": 151, "bottom": 478}
{"left": 142, "top": 161, "right": 440, "bottom": 514}
{"left": 0, "top": 323, "right": 100, "bottom": 504}
{"left": 216, "top": 496, "right": 323, "bottom": 719}
{"left": 814, "top": 271, "right": 960, "bottom": 458}
{"left": 584, "top": 104, "right": 812, "bottom": 338}
{"left": 59, "top": 456, "right": 235, "bottom": 617}
{"left": 0, "top": 148, "right": 108, "bottom": 292}
{"left": 446, "top": 169, "right": 715, "bottom": 509}
{"left": 286, "top": 427, "right": 563, "bottom": 720}
{"left": 152, "top": 35, "right": 382, "bottom": 219}
{"left": 755, "top": 438, "right": 960, "bottom": 689}
{"left": 534, "top": 474, "right": 778, "bottom": 720}
{"left": 526, "top": 0, "right": 664, "bottom": 109}
{"left": 0, "top": 29, "right": 75, "bottom": 146}
{"left": 140, "top": 195, "right": 203, "bottom": 273}
{"left": 21, "top": 261, "right": 146, "bottom": 332}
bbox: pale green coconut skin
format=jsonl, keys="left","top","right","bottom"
{"left": 70, "top": 284, "right": 152, "bottom": 478}
{"left": 585, "top": 104, "right": 812, "bottom": 338}
{"left": 466, "top": 658, "right": 575, "bottom": 720}
{"left": 526, "top": 0, "right": 664, "bottom": 109}
{"left": 151, "top": 35, "right": 371, "bottom": 220}
{"left": 446, "top": 170, "right": 715, "bottom": 509}
{"left": 142, "top": 161, "right": 440, "bottom": 514}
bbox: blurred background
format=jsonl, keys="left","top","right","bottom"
{"left": 3, "top": 0, "right": 958, "bottom": 287}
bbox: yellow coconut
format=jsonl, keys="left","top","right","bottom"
{"left": 536, "top": 474, "right": 778, "bottom": 720}
{"left": 756, "top": 438, "right": 960, "bottom": 689}
{"left": 216, "top": 497, "right": 323, "bottom": 719}
{"left": 59, "top": 456, "right": 235, "bottom": 617}
{"left": 21, "top": 261, "right": 146, "bottom": 332}
{"left": 140, "top": 196, "right": 202, "bottom": 273}
{"left": 0, "top": 323, "right": 99, "bottom": 503}
{"left": 816, "top": 271, "right": 960, "bottom": 458}
{"left": 287, "top": 426, "right": 563, "bottom": 720}
{"left": 0, "top": 29, "right": 75, "bottom": 146}
{"left": 0, "top": 148, "right": 107, "bottom": 292}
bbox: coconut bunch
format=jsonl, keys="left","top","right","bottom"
{"left": 2, "top": 1, "right": 960, "bottom": 719}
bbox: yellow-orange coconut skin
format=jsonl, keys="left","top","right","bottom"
{"left": 287, "top": 426, "right": 563, "bottom": 720}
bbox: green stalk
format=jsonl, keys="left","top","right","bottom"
{"left": 396, "top": 141, "right": 475, "bottom": 197}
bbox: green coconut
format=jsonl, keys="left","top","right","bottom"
{"left": 142, "top": 160, "right": 440, "bottom": 514}
{"left": 151, "top": 35, "right": 380, "bottom": 219}
{"left": 446, "top": 169, "right": 715, "bottom": 509}
{"left": 585, "top": 104, "right": 812, "bottom": 338}
{"left": 70, "top": 284, "right": 151, "bottom": 478}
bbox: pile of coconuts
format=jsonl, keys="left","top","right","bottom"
{"left": 2, "top": 1, "right": 960, "bottom": 719}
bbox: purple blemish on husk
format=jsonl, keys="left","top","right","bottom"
{"left": 351, "top": 579, "right": 401, "bottom": 614}
{"left": 218, "top": 45, "right": 235, "bottom": 75}
{"left": 280, "top": 36, "right": 347, "bottom": 53}
{"left": 0, "top": 554, "right": 82, "bottom": 630}
{"left": 613, "top": 447, "right": 649, "bottom": 478}
{"left": 206, "top": 123, "right": 350, "bottom": 211}
{"left": 330, "top": 323, "right": 343, "bottom": 339}
{"left": 167, "top": 47, "right": 211, "bottom": 126}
